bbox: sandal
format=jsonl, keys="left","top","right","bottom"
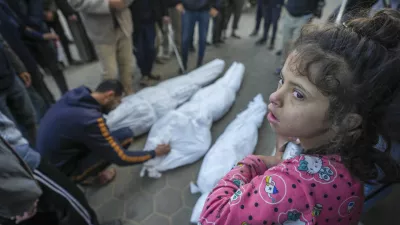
{"left": 80, "top": 168, "right": 117, "bottom": 186}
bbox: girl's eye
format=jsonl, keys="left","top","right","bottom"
{"left": 293, "top": 90, "right": 305, "bottom": 100}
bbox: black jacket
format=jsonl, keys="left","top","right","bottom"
{"left": 285, "top": 0, "right": 321, "bottom": 17}
{"left": 130, "top": 0, "right": 168, "bottom": 31}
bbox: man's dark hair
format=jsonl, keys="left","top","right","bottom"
{"left": 95, "top": 79, "right": 125, "bottom": 96}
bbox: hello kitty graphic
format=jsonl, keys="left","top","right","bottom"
{"left": 296, "top": 155, "right": 337, "bottom": 183}
{"left": 278, "top": 211, "right": 308, "bottom": 225}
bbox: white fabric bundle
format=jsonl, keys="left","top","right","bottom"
{"left": 106, "top": 59, "right": 225, "bottom": 136}
{"left": 190, "top": 94, "right": 267, "bottom": 223}
{"left": 140, "top": 62, "right": 245, "bottom": 178}
{"left": 190, "top": 62, "right": 244, "bottom": 121}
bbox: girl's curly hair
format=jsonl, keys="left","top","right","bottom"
{"left": 291, "top": 9, "right": 400, "bottom": 183}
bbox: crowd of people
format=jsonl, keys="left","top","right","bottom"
{"left": 1, "top": 0, "right": 400, "bottom": 225}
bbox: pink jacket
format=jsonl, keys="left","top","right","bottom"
{"left": 199, "top": 155, "right": 364, "bottom": 225}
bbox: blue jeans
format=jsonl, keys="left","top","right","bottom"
{"left": 133, "top": 23, "right": 156, "bottom": 76}
{"left": 181, "top": 10, "right": 210, "bottom": 69}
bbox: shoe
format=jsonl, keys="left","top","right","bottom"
{"left": 268, "top": 44, "right": 274, "bottom": 51}
{"left": 206, "top": 42, "right": 212, "bottom": 46}
{"left": 178, "top": 68, "right": 187, "bottom": 75}
{"left": 217, "top": 39, "right": 225, "bottom": 44}
{"left": 231, "top": 33, "right": 241, "bottom": 39}
{"left": 140, "top": 76, "right": 151, "bottom": 86}
{"left": 250, "top": 30, "right": 258, "bottom": 37}
{"left": 148, "top": 74, "right": 161, "bottom": 80}
{"left": 274, "top": 68, "right": 282, "bottom": 75}
{"left": 255, "top": 38, "right": 267, "bottom": 46}
{"left": 214, "top": 42, "right": 221, "bottom": 48}
{"left": 275, "top": 50, "right": 282, "bottom": 56}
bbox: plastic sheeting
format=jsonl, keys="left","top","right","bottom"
{"left": 106, "top": 59, "right": 225, "bottom": 136}
{"left": 139, "top": 62, "right": 246, "bottom": 178}
{"left": 189, "top": 94, "right": 267, "bottom": 223}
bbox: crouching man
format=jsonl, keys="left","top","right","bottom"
{"left": 36, "top": 79, "right": 170, "bottom": 186}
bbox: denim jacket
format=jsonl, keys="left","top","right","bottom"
{"left": 0, "top": 111, "right": 41, "bottom": 169}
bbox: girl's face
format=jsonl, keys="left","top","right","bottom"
{"left": 268, "top": 52, "right": 334, "bottom": 148}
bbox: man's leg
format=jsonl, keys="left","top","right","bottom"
{"left": 33, "top": 159, "right": 99, "bottom": 225}
{"left": 251, "top": 0, "right": 263, "bottom": 35}
{"left": 34, "top": 42, "right": 70, "bottom": 95}
{"left": 269, "top": 7, "right": 282, "bottom": 49}
{"left": 116, "top": 28, "right": 135, "bottom": 94}
{"left": 279, "top": 12, "right": 296, "bottom": 67}
{"left": 181, "top": 10, "right": 196, "bottom": 71}
{"left": 169, "top": 8, "right": 182, "bottom": 52}
{"left": 292, "top": 14, "right": 313, "bottom": 41}
{"left": 142, "top": 23, "right": 157, "bottom": 77}
{"left": 6, "top": 77, "right": 37, "bottom": 145}
{"left": 50, "top": 16, "right": 74, "bottom": 64}
{"left": 94, "top": 42, "right": 118, "bottom": 80}
{"left": 197, "top": 11, "right": 211, "bottom": 67}
{"left": 256, "top": 4, "right": 272, "bottom": 45}
{"left": 133, "top": 27, "right": 146, "bottom": 77}
{"left": 231, "top": 0, "right": 245, "bottom": 38}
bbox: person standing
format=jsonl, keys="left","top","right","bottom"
{"left": 255, "top": 0, "right": 283, "bottom": 50}
{"left": 0, "top": 35, "right": 37, "bottom": 145}
{"left": 212, "top": 0, "right": 229, "bottom": 46}
{"left": 43, "top": 0, "right": 83, "bottom": 66}
{"left": 130, "top": 0, "right": 169, "bottom": 86}
{"left": 175, "top": 0, "right": 218, "bottom": 72}
{"left": 277, "top": 0, "right": 324, "bottom": 74}
{"left": 250, "top": 0, "right": 264, "bottom": 37}
{"left": 225, "top": 0, "right": 245, "bottom": 39}
{"left": 68, "top": 0, "right": 135, "bottom": 94}
{"left": 5, "top": 0, "right": 70, "bottom": 96}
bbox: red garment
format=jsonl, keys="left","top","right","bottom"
{"left": 200, "top": 155, "right": 364, "bottom": 225}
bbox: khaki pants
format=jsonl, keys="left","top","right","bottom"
{"left": 169, "top": 8, "right": 182, "bottom": 50}
{"left": 94, "top": 28, "right": 135, "bottom": 93}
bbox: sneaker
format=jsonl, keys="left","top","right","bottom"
{"left": 268, "top": 44, "right": 275, "bottom": 51}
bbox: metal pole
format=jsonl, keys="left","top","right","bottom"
{"left": 335, "top": 0, "right": 349, "bottom": 24}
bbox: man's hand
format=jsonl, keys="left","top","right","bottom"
{"left": 209, "top": 8, "right": 219, "bottom": 18}
{"left": 44, "top": 11, "right": 54, "bottom": 21}
{"left": 68, "top": 14, "right": 78, "bottom": 21}
{"left": 109, "top": 0, "right": 126, "bottom": 10}
{"left": 162, "top": 16, "right": 171, "bottom": 24}
{"left": 19, "top": 72, "right": 31, "bottom": 87}
{"left": 175, "top": 3, "right": 185, "bottom": 14}
{"left": 14, "top": 200, "right": 38, "bottom": 224}
{"left": 155, "top": 144, "right": 171, "bottom": 156}
{"left": 43, "top": 33, "right": 59, "bottom": 40}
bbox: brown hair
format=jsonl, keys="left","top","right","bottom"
{"left": 291, "top": 9, "right": 400, "bottom": 183}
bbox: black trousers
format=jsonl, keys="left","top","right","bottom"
{"left": 212, "top": 7, "right": 227, "bottom": 43}
{"left": 26, "top": 41, "right": 69, "bottom": 95}
{"left": 29, "top": 159, "right": 99, "bottom": 225}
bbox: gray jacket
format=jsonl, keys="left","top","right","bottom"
{"left": 0, "top": 111, "right": 41, "bottom": 170}
{"left": 68, "top": 0, "right": 134, "bottom": 44}
{"left": 0, "top": 137, "right": 42, "bottom": 219}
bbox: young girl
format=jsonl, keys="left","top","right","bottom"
{"left": 199, "top": 9, "right": 400, "bottom": 225}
